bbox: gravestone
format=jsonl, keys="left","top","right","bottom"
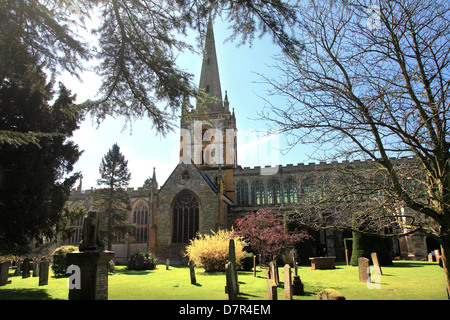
{"left": 22, "top": 258, "right": 30, "bottom": 278}
{"left": 269, "top": 260, "right": 279, "bottom": 285}
{"left": 225, "top": 239, "right": 239, "bottom": 293}
{"left": 166, "top": 259, "right": 170, "bottom": 270}
{"left": 33, "top": 259, "right": 39, "bottom": 277}
{"left": 225, "top": 262, "right": 238, "bottom": 300}
{"left": 0, "top": 261, "right": 11, "bottom": 286}
{"left": 292, "top": 252, "right": 298, "bottom": 276}
{"left": 38, "top": 257, "right": 49, "bottom": 286}
{"left": 428, "top": 253, "right": 433, "bottom": 262}
{"left": 267, "top": 279, "right": 277, "bottom": 300}
{"left": 292, "top": 275, "right": 304, "bottom": 295}
{"left": 358, "top": 257, "right": 370, "bottom": 283}
{"left": 67, "top": 211, "right": 115, "bottom": 300}
{"left": 435, "top": 249, "right": 441, "bottom": 263}
{"left": 189, "top": 261, "right": 196, "bottom": 285}
{"left": 371, "top": 252, "right": 382, "bottom": 275}
{"left": 14, "top": 260, "right": 21, "bottom": 276}
{"left": 284, "top": 264, "right": 293, "bottom": 300}
{"left": 253, "top": 255, "right": 256, "bottom": 277}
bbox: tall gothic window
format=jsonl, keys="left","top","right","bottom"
{"left": 251, "top": 179, "right": 265, "bottom": 205}
{"left": 267, "top": 178, "right": 281, "bottom": 204}
{"left": 235, "top": 180, "right": 249, "bottom": 205}
{"left": 172, "top": 190, "right": 200, "bottom": 244}
{"left": 284, "top": 177, "right": 298, "bottom": 203}
{"left": 132, "top": 201, "right": 149, "bottom": 243}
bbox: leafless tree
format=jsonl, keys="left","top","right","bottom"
{"left": 258, "top": 0, "right": 450, "bottom": 291}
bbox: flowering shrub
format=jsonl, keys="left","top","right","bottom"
{"left": 234, "top": 208, "right": 308, "bottom": 263}
{"left": 185, "top": 229, "right": 246, "bottom": 272}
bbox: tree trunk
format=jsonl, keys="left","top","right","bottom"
{"left": 440, "top": 239, "right": 450, "bottom": 299}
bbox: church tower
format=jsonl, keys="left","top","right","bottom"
{"left": 180, "top": 16, "right": 237, "bottom": 201}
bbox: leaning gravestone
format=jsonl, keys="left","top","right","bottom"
{"left": 38, "top": 257, "right": 49, "bottom": 286}
{"left": 67, "top": 211, "right": 114, "bottom": 300}
{"left": 189, "top": 261, "right": 196, "bottom": 285}
{"left": 358, "top": 257, "right": 370, "bottom": 283}
{"left": 284, "top": 264, "right": 293, "bottom": 300}
{"left": 371, "top": 252, "right": 382, "bottom": 275}
{"left": 22, "top": 258, "right": 31, "bottom": 278}
{"left": 0, "top": 261, "right": 11, "bottom": 286}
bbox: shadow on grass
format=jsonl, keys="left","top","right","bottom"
{"left": 0, "top": 288, "right": 53, "bottom": 300}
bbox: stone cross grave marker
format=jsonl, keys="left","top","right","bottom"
{"left": 358, "top": 257, "right": 370, "bottom": 283}
{"left": 371, "top": 252, "right": 382, "bottom": 275}
{"left": 38, "top": 257, "right": 49, "bottom": 286}
{"left": 284, "top": 264, "right": 293, "bottom": 300}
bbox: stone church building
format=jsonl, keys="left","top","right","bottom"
{"left": 67, "top": 19, "right": 432, "bottom": 264}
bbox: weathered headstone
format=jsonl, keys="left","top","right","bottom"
{"left": 284, "top": 264, "right": 293, "bottom": 300}
{"left": 292, "top": 252, "right": 298, "bottom": 276}
{"left": 189, "top": 261, "right": 196, "bottom": 285}
{"left": 22, "top": 258, "right": 30, "bottom": 278}
{"left": 358, "top": 257, "right": 370, "bottom": 283}
{"left": 371, "top": 252, "right": 382, "bottom": 275}
{"left": 32, "top": 260, "right": 39, "bottom": 277}
{"left": 67, "top": 211, "right": 115, "bottom": 300}
{"left": 228, "top": 239, "right": 238, "bottom": 284}
{"left": 268, "top": 260, "right": 279, "bottom": 285}
{"left": 225, "top": 262, "right": 238, "bottom": 300}
{"left": 14, "top": 260, "right": 21, "bottom": 276}
{"left": 435, "top": 249, "right": 441, "bottom": 263}
{"left": 267, "top": 279, "right": 278, "bottom": 300}
{"left": 166, "top": 258, "right": 170, "bottom": 270}
{"left": 292, "top": 275, "right": 304, "bottom": 295}
{"left": 0, "top": 261, "right": 11, "bottom": 286}
{"left": 428, "top": 253, "right": 433, "bottom": 262}
{"left": 38, "top": 257, "right": 49, "bottom": 286}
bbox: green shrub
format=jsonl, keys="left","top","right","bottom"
{"left": 239, "top": 252, "right": 254, "bottom": 271}
{"left": 127, "top": 251, "right": 156, "bottom": 270}
{"left": 350, "top": 230, "right": 393, "bottom": 266}
{"left": 51, "top": 245, "right": 78, "bottom": 277}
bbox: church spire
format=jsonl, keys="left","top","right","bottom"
{"left": 197, "top": 15, "right": 223, "bottom": 112}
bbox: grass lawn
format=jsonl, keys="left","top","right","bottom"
{"left": 0, "top": 261, "right": 447, "bottom": 300}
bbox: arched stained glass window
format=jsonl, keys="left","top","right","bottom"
{"left": 267, "top": 178, "right": 281, "bottom": 204}
{"left": 236, "top": 180, "right": 249, "bottom": 205}
{"left": 284, "top": 177, "right": 298, "bottom": 203}
{"left": 251, "top": 179, "right": 265, "bottom": 205}
{"left": 172, "top": 190, "right": 200, "bottom": 244}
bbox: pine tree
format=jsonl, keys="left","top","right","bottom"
{"left": 94, "top": 143, "right": 133, "bottom": 251}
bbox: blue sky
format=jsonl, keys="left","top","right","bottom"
{"left": 63, "top": 17, "right": 315, "bottom": 190}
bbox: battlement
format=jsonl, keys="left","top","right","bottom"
{"left": 70, "top": 186, "right": 153, "bottom": 199}
{"left": 234, "top": 156, "right": 414, "bottom": 175}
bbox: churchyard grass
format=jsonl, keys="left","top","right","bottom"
{"left": 0, "top": 261, "right": 447, "bottom": 300}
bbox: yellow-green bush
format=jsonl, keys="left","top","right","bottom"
{"left": 51, "top": 245, "right": 78, "bottom": 277}
{"left": 185, "top": 230, "right": 246, "bottom": 272}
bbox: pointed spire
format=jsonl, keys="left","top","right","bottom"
{"left": 151, "top": 167, "right": 158, "bottom": 189}
{"left": 197, "top": 14, "right": 223, "bottom": 112}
